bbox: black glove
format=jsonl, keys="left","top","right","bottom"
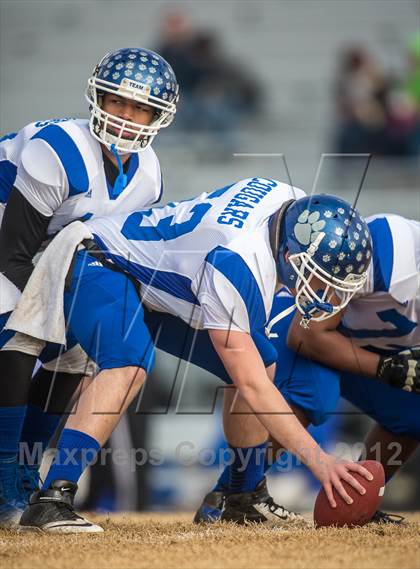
{"left": 377, "top": 347, "right": 420, "bottom": 394}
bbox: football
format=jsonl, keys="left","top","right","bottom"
{"left": 314, "top": 460, "right": 385, "bottom": 528}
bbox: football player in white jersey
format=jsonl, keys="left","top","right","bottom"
{"left": 0, "top": 47, "right": 178, "bottom": 526}
{"left": 195, "top": 213, "right": 419, "bottom": 525}
{"left": 11, "top": 180, "right": 374, "bottom": 532}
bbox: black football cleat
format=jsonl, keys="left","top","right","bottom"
{"left": 18, "top": 480, "right": 103, "bottom": 533}
{"left": 221, "top": 477, "right": 309, "bottom": 527}
{"left": 193, "top": 491, "right": 225, "bottom": 523}
{"left": 370, "top": 510, "right": 406, "bottom": 525}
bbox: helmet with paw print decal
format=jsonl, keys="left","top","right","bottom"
{"left": 276, "top": 194, "right": 372, "bottom": 326}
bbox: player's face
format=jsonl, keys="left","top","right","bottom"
{"left": 283, "top": 252, "right": 340, "bottom": 321}
{"left": 101, "top": 94, "right": 155, "bottom": 138}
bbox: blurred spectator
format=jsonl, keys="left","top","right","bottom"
{"left": 156, "top": 9, "right": 199, "bottom": 96}
{"left": 334, "top": 46, "right": 392, "bottom": 155}
{"left": 334, "top": 43, "right": 420, "bottom": 157}
{"left": 156, "top": 9, "right": 262, "bottom": 153}
{"left": 403, "top": 32, "right": 420, "bottom": 110}
{"left": 392, "top": 32, "right": 420, "bottom": 156}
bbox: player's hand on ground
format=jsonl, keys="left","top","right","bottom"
{"left": 313, "top": 453, "right": 374, "bottom": 508}
{"left": 377, "top": 347, "right": 420, "bottom": 394}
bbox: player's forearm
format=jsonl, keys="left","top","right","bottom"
{"left": 288, "top": 324, "right": 379, "bottom": 378}
{"left": 210, "top": 329, "right": 327, "bottom": 472}
{"left": 238, "top": 378, "right": 326, "bottom": 468}
{"left": 0, "top": 187, "right": 50, "bottom": 290}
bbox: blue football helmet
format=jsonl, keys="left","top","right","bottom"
{"left": 277, "top": 195, "right": 372, "bottom": 326}
{"left": 86, "top": 47, "right": 179, "bottom": 153}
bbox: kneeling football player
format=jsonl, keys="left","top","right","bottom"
{"left": 9, "top": 179, "right": 374, "bottom": 532}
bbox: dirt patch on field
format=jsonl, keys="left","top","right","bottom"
{"left": 1, "top": 512, "right": 419, "bottom": 569}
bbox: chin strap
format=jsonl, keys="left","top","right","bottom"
{"left": 300, "top": 300, "right": 334, "bottom": 328}
{"left": 265, "top": 303, "right": 296, "bottom": 338}
{"left": 110, "top": 144, "right": 128, "bottom": 197}
{"left": 264, "top": 297, "right": 334, "bottom": 337}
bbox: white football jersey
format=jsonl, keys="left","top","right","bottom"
{"left": 87, "top": 178, "right": 306, "bottom": 333}
{"left": 340, "top": 214, "right": 420, "bottom": 352}
{"left": 0, "top": 118, "right": 162, "bottom": 235}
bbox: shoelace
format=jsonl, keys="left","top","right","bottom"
{"left": 265, "top": 497, "right": 299, "bottom": 520}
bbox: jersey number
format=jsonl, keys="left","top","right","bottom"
{"left": 121, "top": 202, "right": 212, "bottom": 242}
{"left": 345, "top": 308, "right": 417, "bottom": 339}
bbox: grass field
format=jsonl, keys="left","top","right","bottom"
{"left": 1, "top": 512, "right": 419, "bottom": 569}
